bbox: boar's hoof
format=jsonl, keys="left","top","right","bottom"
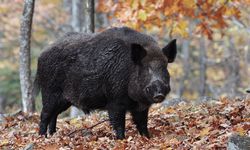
{"left": 39, "top": 125, "right": 47, "bottom": 137}
{"left": 144, "top": 132, "right": 151, "bottom": 138}
{"left": 116, "top": 132, "right": 125, "bottom": 140}
{"left": 139, "top": 129, "right": 151, "bottom": 138}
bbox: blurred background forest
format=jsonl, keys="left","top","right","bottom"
{"left": 0, "top": 0, "right": 249, "bottom": 114}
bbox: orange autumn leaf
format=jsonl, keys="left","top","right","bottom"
{"left": 0, "top": 98, "right": 249, "bottom": 149}
{"left": 138, "top": 9, "right": 147, "bottom": 21}
{"left": 234, "top": 126, "right": 247, "bottom": 136}
{"left": 97, "top": 0, "right": 244, "bottom": 39}
{"left": 199, "top": 127, "right": 211, "bottom": 137}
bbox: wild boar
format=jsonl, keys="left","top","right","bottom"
{"left": 34, "top": 27, "right": 177, "bottom": 139}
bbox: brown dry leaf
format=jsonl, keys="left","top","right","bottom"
{"left": 234, "top": 126, "right": 247, "bottom": 136}
{"left": 113, "top": 140, "right": 126, "bottom": 150}
{"left": 165, "top": 107, "right": 176, "bottom": 114}
{"left": 199, "top": 127, "right": 211, "bottom": 137}
{"left": 43, "top": 144, "right": 59, "bottom": 150}
{"left": 0, "top": 139, "right": 9, "bottom": 147}
{"left": 0, "top": 98, "right": 249, "bottom": 149}
{"left": 69, "top": 118, "right": 82, "bottom": 128}
{"left": 127, "top": 136, "right": 133, "bottom": 142}
{"left": 219, "top": 123, "right": 230, "bottom": 129}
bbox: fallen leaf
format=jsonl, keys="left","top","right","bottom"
{"left": 0, "top": 139, "right": 9, "bottom": 147}
{"left": 234, "top": 126, "right": 247, "bottom": 136}
{"left": 199, "top": 127, "right": 211, "bottom": 137}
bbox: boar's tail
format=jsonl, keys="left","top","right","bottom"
{"left": 32, "top": 72, "right": 40, "bottom": 98}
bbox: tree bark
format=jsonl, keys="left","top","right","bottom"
{"left": 226, "top": 39, "right": 240, "bottom": 97}
{"left": 19, "top": 0, "right": 35, "bottom": 113}
{"left": 71, "top": 0, "right": 95, "bottom": 33}
{"left": 82, "top": 0, "right": 95, "bottom": 33}
{"left": 63, "top": 0, "right": 72, "bottom": 13}
{"left": 71, "top": 0, "right": 83, "bottom": 32}
{"left": 0, "top": 96, "right": 6, "bottom": 113}
{"left": 178, "top": 39, "right": 190, "bottom": 97}
{"left": 199, "top": 37, "right": 207, "bottom": 97}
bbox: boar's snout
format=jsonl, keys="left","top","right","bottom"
{"left": 145, "top": 80, "right": 170, "bottom": 103}
{"left": 153, "top": 94, "right": 165, "bottom": 103}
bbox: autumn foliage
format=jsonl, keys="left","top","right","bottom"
{"left": 98, "top": 0, "right": 245, "bottom": 39}
{"left": 0, "top": 1, "right": 249, "bottom": 149}
{"left": 0, "top": 98, "right": 249, "bottom": 149}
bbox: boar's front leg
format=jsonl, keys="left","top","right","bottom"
{"left": 108, "top": 106, "right": 126, "bottom": 139}
{"left": 130, "top": 108, "right": 150, "bottom": 138}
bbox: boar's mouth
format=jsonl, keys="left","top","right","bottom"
{"left": 153, "top": 94, "right": 165, "bottom": 103}
{"left": 145, "top": 84, "right": 170, "bottom": 104}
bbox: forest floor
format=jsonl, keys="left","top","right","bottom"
{"left": 0, "top": 97, "right": 249, "bottom": 149}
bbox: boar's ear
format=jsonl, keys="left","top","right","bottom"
{"left": 131, "top": 43, "right": 147, "bottom": 64}
{"left": 162, "top": 39, "right": 177, "bottom": 63}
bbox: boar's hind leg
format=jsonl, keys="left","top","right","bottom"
{"left": 108, "top": 107, "right": 126, "bottom": 139}
{"left": 39, "top": 106, "right": 53, "bottom": 136}
{"left": 48, "top": 100, "right": 71, "bottom": 135}
{"left": 39, "top": 92, "right": 62, "bottom": 136}
{"left": 130, "top": 108, "right": 150, "bottom": 138}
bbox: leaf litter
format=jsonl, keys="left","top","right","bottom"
{"left": 0, "top": 97, "right": 249, "bottom": 149}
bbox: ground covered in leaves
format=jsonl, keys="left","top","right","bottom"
{"left": 0, "top": 97, "right": 249, "bottom": 149}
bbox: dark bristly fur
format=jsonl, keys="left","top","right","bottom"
{"left": 35, "top": 27, "right": 177, "bottom": 139}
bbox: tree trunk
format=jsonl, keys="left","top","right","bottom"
{"left": 178, "top": 39, "right": 190, "bottom": 97}
{"left": 227, "top": 39, "right": 240, "bottom": 97}
{"left": 19, "top": 0, "right": 35, "bottom": 113}
{"left": 70, "top": 106, "right": 81, "bottom": 118}
{"left": 199, "top": 37, "right": 207, "bottom": 97}
{"left": 70, "top": 0, "right": 95, "bottom": 118}
{"left": 82, "top": 0, "right": 95, "bottom": 33}
{"left": 63, "top": 0, "right": 72, "bottom": 13}
{"left": 71, "top": 0, "right": 83, "bottom": 32}
{"left": 247, "top": 40, "right": 250, "bottom": 65}
{"left": 0, "top": 96, "right": 6, "bottom": 113}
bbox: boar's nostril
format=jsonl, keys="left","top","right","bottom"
{"left": 153, "top": 94, "right": 165, "bottom": 103}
